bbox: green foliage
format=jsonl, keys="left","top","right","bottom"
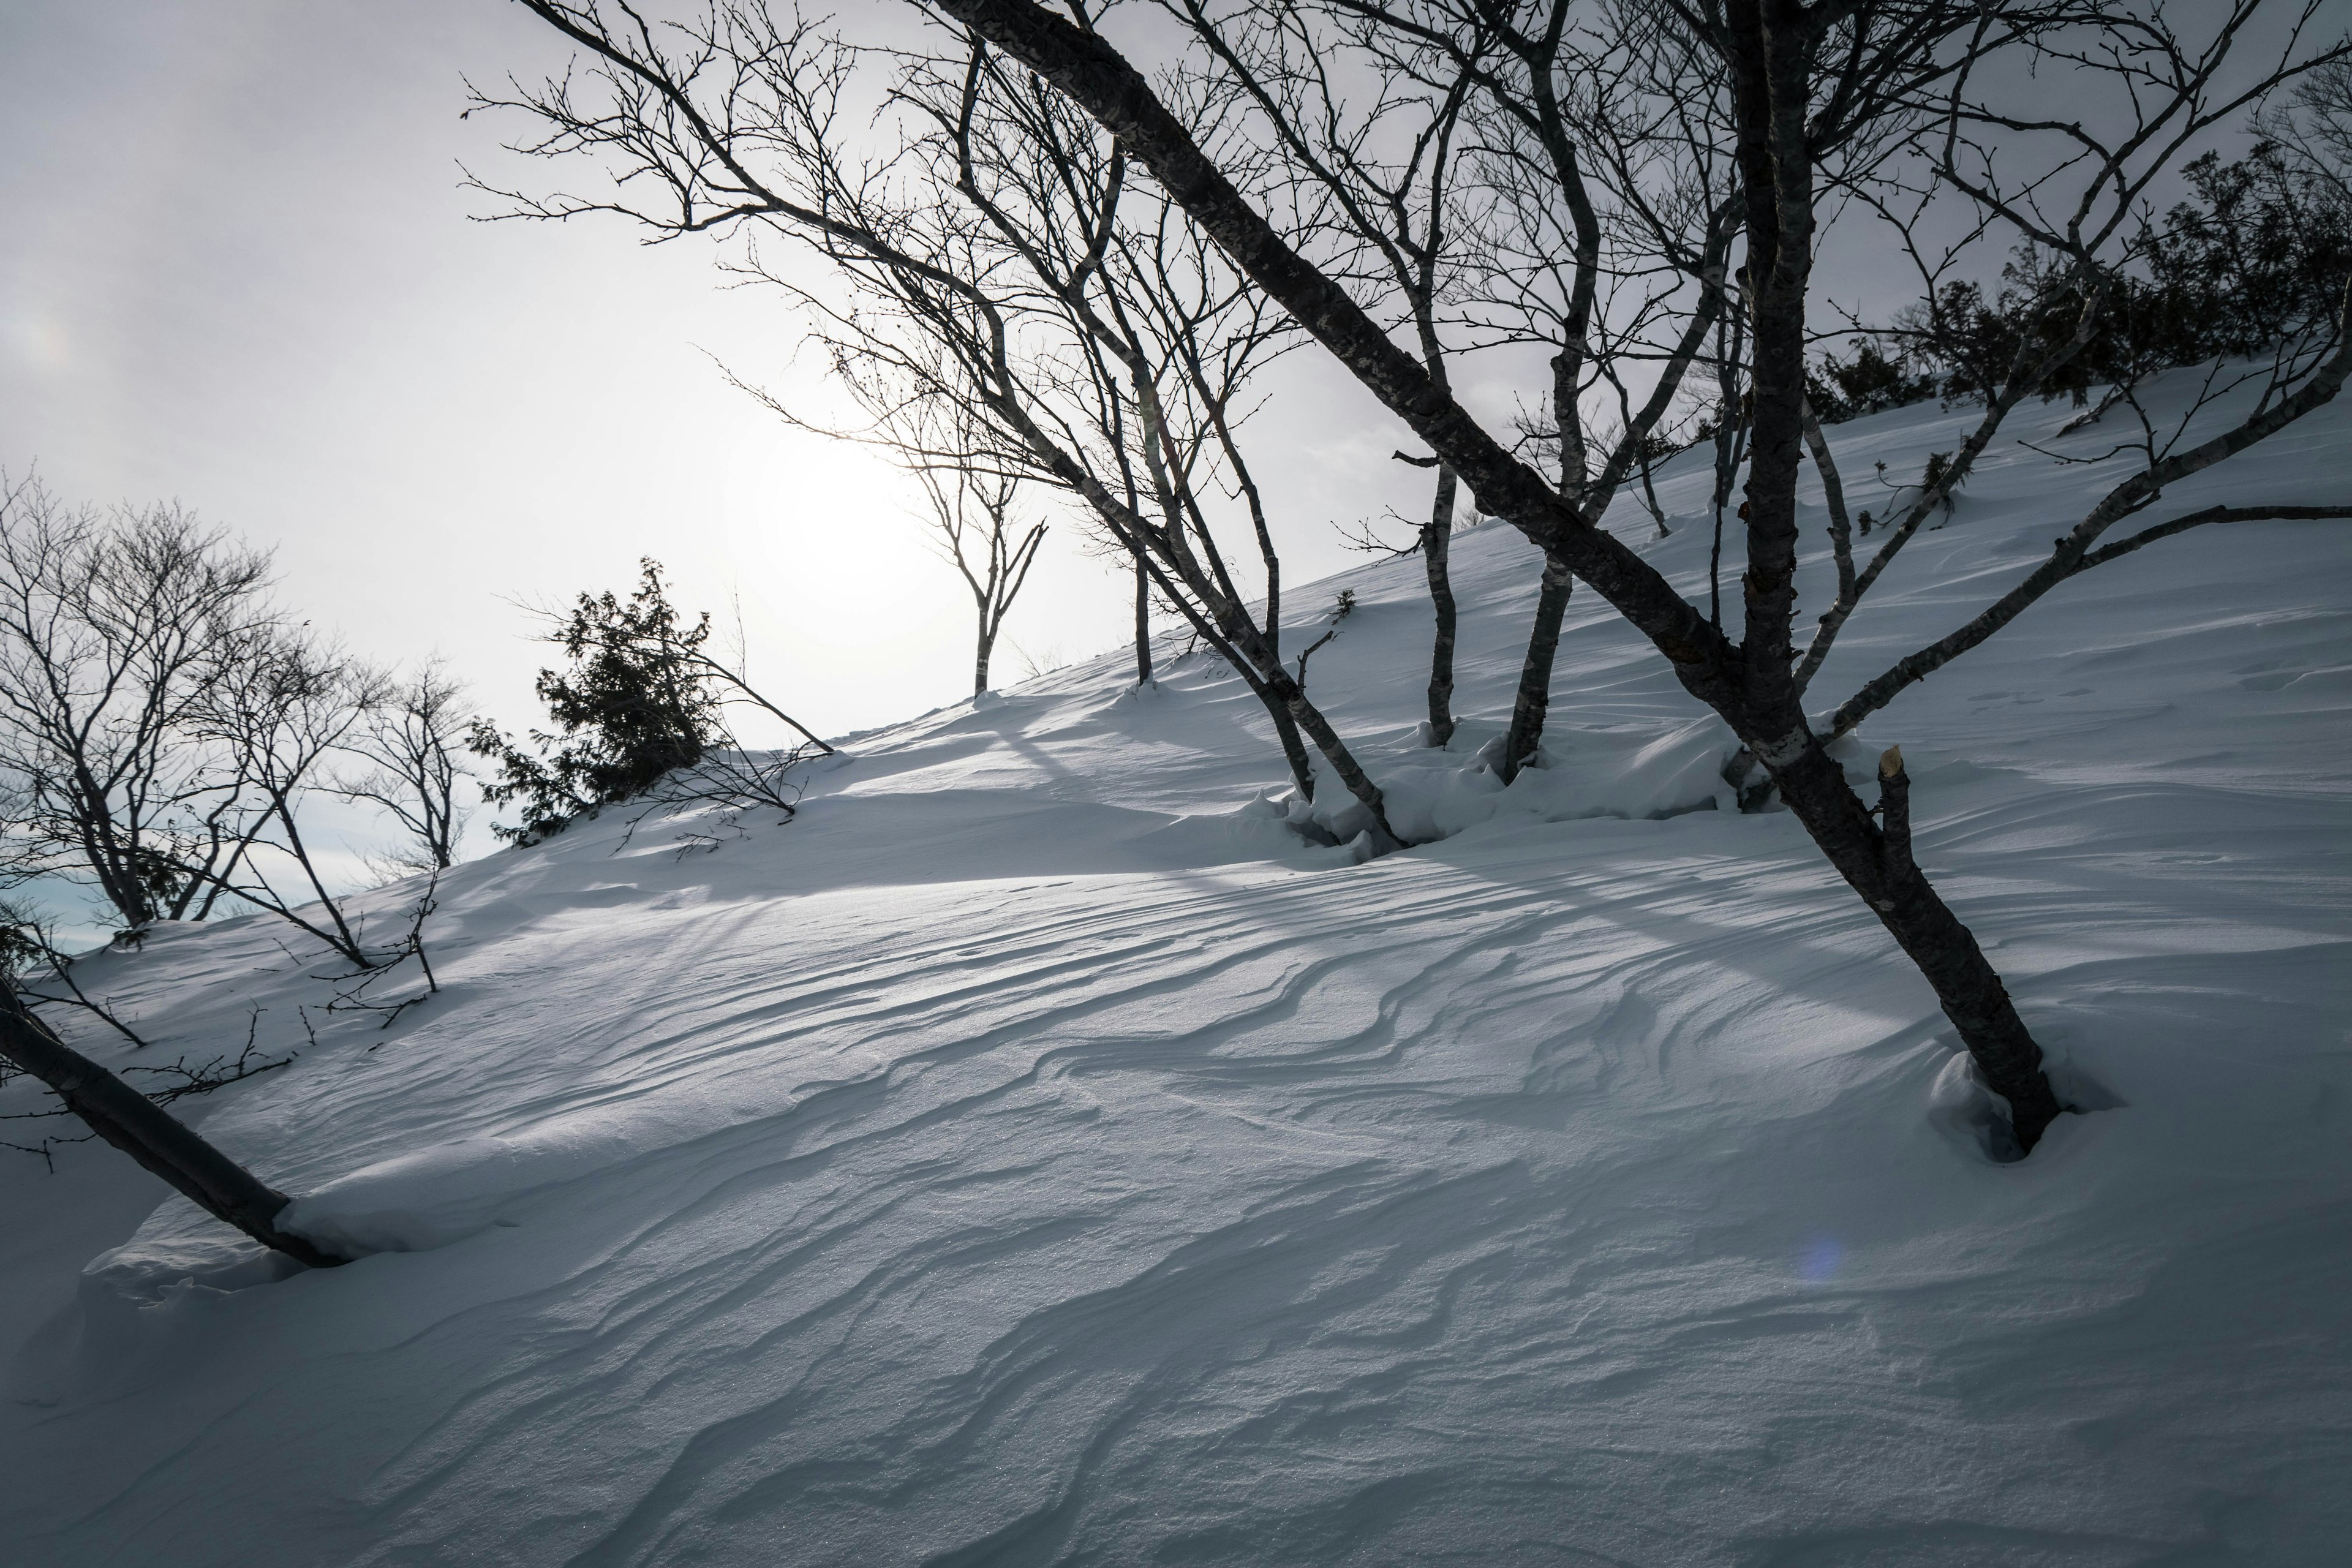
{"left": 1910, "top": 146, "right": 2351, "bottom": 409}
{"left": 0, "top": 919, "right": 43, "bottom": 983}
{"left": 1807, "top": 146, "right": 2352, "bottom": 424}
{"left": 1806, "top": 342, "right": 1938, "bottom": 423}
{"left": 468, "top": 560, "right": 723, "bottom": 843}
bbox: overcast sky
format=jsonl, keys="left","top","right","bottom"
{"left": 1, "top": 0, "right": 1424, "bottom": 750}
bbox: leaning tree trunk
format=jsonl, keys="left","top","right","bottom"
{"left": 1500, "top": 554, "right": 1575, "bottom": 783}
{"left": 1768, "top": 747, "right": 2065, "bottom": 1149}
{"left": 931, "top": 0, "right": 2062, "bottom": 1145}
{"left": 1266, "top": 692, "right": 1317, "bottom": 802}
{"left": 1720, "top": 0, "right": 2064, "bottom": 1148}
{"left": 1271, "top": 673, "right": 1401, "bottom": 847}
{"left": 0, "top": 987, "right": 345, "bottom": 1267}
{"left": 1423, "top": 466, "right": 1460, "bottom": 747}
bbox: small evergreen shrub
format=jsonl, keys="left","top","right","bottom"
{"left": 469, "top": 560, "right": 724, "bottom": 843}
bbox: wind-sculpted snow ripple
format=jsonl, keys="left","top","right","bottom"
{"left": 6, "top": 374, "right": 2351, "bottom": 1564}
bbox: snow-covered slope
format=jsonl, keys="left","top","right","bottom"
{"left": 4, "top": 376, "right": 2350, "bottom": 1566}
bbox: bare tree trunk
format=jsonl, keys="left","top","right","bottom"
{"left": 1709, "top": 304, "right": 1748, "bottom": 630}
{"left": 1423, "top": 466, "right": 1460, "bottom": 746}
{"left": 1274, "top": 674, "right": 1396, "bottom": 846}
{"left": 1803, "top": 399, "right": 1854, "bottom": 601}
{"left": 1719, "top": 0, "right": 2062, "bottom": 1148}
{"left": 1268, "top": 699, "right": 1315, "bottom": 802}
{"left": 1638, "top": 447, "right": 1670, "bottom": 538}
{"left": 975, "top": 617, "right": 993, "bottom": 695}
{"left": 1789, "top": 398, "right": 1854, "bottom": 697}
{"left": 1133, "top": 554, "right": 1153, "bottom": 685}
{"left": 1769, "top": 745, "right": 2064, "bottom": 1152}
{"left": 0, "top": 987, "right": 345, "bottom": 1267}
{"left": 1500, "top": 554, "right": 1574, "bottom": 783}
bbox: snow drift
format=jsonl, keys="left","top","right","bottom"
{"left": 3, "top": 376, "right": 2349, "bottom": 1564}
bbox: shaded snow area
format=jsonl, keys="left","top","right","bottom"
{"left": 6, "top": 374, "right": 2351, "bottom": 1566}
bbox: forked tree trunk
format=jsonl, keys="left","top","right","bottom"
{"left": 1501, "top": 554, "right": 1574, "bottom": 783}
{"left": 1719, "top": 0, "right": 2064, "bottom": 1147}
{"left": 1272, "top": 673, "right": 1400, "bottom": 846}
{"left": 0, "top": 988, "right": 345, "bottom": 1268}
{"left": 937, "top": 0, "right": 2064, "bottom": 1147}
{"left": 1423, "top": 466, "right": 1460, "bottom": 747}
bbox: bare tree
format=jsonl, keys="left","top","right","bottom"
{"left": 922, "top": 0, "right": 2348, "bottom": 1154}
{"left": 902, "top": 408, "right": 1049, "bottom": 696}
{"left": 2260, "top": 53, "right": 2352, "bottom": 200}
{"left": 1795, "top": 2, "right": 2352, "bottom": 741}
{"left": 1182, "top": 2, "right": 1485, "bottom": 745}
{"left": 1180, "top": 0, "right": 1747, "bottom": 778}
{"left": 477, "top": 3, "right": 1406, "bottom": 842}
{"left": 0, "top": 475, "right": 274, "bottom": 933}
{"left": 334, "top": 658, "right": 476, "bottom": 876}
{"left": 180, "top": 629, "right": 394, "bottom": 968}
{"left": 1453, "top": 0, "right": 1747, "bottom": 777}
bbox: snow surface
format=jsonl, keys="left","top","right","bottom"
{"left": 4, "top": 374, "right": 2350, "bottom": 1565}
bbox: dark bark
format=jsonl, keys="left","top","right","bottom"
{"left": 1273, "top": 674, "right": 1399, "bottom": 848}
{"left": 1268, "top": 699, "right": 1316, "bottom": 802}
{"left": 1133, "top": 555, "right": 1154, "bottom": 685}
{"left": 935, "top": 0, "right": 2065, "bottom": 1147}
{"left": 1761, "top": 743, "right": 2063, "bottom": 1151}
{"left": 1717, "top": 0, "right": 2063, "bottom": 1148}
{"left": 1423, "top": 466, "right": 1460, "bottom": 746}
{"left": 1501, "top": 554, "right": 1575, "bottom": 784}
{"left": 0, "top": 987, "right": 345, "bottom": 1268}
{"left": 929, "top": 0, "right": 1743, "bottom": 712}
{"left": 1724, "top": 2, "right": 1809, "bottom": 736}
